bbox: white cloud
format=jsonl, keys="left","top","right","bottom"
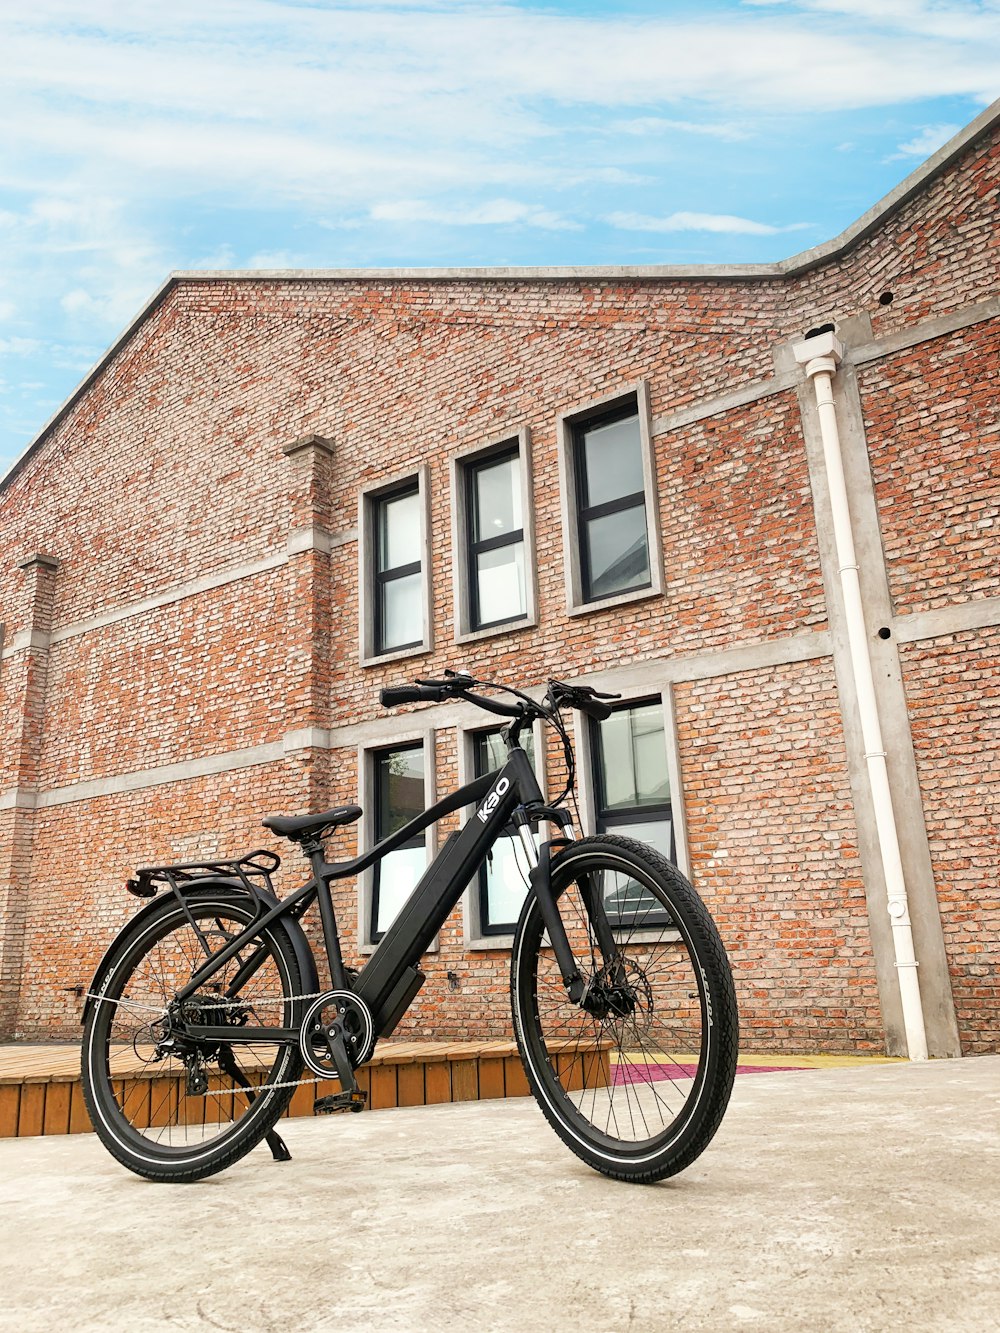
{"left": 611, "top": 117, "right": 752, "bottom": 142}
{"left": 371, "top": 198, "right": 582, "bottom": 230}
{"left": 0, "top": 0, "right": 997, "bottom": 469}
{"left": 606, "top": 210, "right": 811, "bottom": 236}
{"left": 888, "top": 122, "right": 962, "bottom": 159}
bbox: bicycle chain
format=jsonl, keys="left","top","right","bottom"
{"left": 85, "top": 988, "right": 349, "bottom": 1096}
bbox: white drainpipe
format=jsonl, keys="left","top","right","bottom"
{"left": 792, "top": 331, "right": 929, "bottom": 1061}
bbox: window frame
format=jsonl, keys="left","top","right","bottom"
{"left": 557, "top": 383, "right": 664, "bottom": 616}
{"left": 359, "top": 465, "right": 433, "bottom": 666}
{"left": 590, "top": 698, "right": 675, "bottom": 860}
{"left": 450, "top": 428, "right": 538, "bottom": 645}
{"left": 458, "top": 716, "right": 547, "bottom": 948}
{"left": 357, "top": 728, "right": 438, "bottom": 952}
{"left": 573, "top": 682, "right": 689, "bottom": 940}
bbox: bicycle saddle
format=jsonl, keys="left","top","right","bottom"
{"left": 262, "top": 806, "right": 362, "bottom": 842}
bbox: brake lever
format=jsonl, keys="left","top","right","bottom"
{"left": 417, "top": 671, "right": 477, "bottom": 690}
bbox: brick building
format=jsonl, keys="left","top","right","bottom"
{"left": 1, "top": 103, "right": 997, "bottom": 1057}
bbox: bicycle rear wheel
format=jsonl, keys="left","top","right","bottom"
{"left": 511, "top": 835, "right": 738, "bottom": 1183}
{"left": 82, "top": 889, "right": 305, "bottom": 1182}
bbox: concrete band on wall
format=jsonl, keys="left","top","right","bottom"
{"left": 1, "top": 109, "right": 997, "bottom": 1050}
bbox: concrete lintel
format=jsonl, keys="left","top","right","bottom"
{"left": 851, "top": 294, "right": 1000, "bottom": 367}
{"left": 0, "top": 629, "right": 50, "bottom": 659}
{"left": 27, "top": 742, "right": 287, "bottom": 810}
{"left": 17, "top": 553, "right": 60, "bottom": 574}
{"left": 282, "top": 727, "right": 332, "bottom": 753}
{"left": 282, "top": 433, "right": 336, "bottom": 459}
{"left": 1, "top": 630, "right": 835, "bottom": 808}
{"left": 0, "top": 789, "right": 38, "bottom": 812}
{"left": 893, "top": 596, "right": 1000, "bottom": 645}
{"left": 651, "top": 371, "right": 798, "bottom": 437}
{"left": 286, "top": 526, "right": 333, "bottom": 557}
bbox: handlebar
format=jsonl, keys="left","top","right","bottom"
{"left": 379, "top": 672, "right": 619, "bottom": 722}
{"left": 378, "top": 670, "right": 621, "bottom": 808}
{"left": 379, "top": 684, "right": 447, "bottom": 707}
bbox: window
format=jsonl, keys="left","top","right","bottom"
{"left": 558, "top": 385, "right": 662, "bottom": 615}
{"left": 371, "top": 742, "right": 426, "bottom": 940}
{"left": 471, "top": 728, "right": 537, "bottom": 936}
{"left": 466, "top": 446, "right": 527, "bottom": 631}
{"left": 573, "top": 402, "right": 651, "bottom": 603}
{"left": 451, "top": 430, "right": 537, "bottom": 643}
{"left": 373, "top": 482, "right": 423, "bottom": 655}
{"left": 590, "top": 699, "right": 674, "bottom": 926}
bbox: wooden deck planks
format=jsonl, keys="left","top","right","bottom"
{"left": 0, "top": 1038, "right": 596, "bottom": 1137}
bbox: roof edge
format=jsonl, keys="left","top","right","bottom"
{"left": 4, "top": 97, "right": 999, "bottom": 494}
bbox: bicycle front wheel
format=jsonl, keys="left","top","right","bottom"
{"left": 82, "top": 889, "right": 305, "bottom": 1182}
{"left": 511, "top": 835, "right": 738, "bottom": 1183}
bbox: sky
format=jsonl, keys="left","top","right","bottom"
{"left": 1, "top": 0, "right": 998, "bottom": 480}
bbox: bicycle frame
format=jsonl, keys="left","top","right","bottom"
{"left": 170, "top": 743, "right": 590, "bottom": 1048}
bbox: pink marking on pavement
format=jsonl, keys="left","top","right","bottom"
{"left": 612, "top": 1061, "right": 811, "bottom": 1085}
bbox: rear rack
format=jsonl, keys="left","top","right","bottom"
{"left": 127, "top": 848, "right": 281, "bottom": 902}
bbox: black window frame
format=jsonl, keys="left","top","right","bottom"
{"left": 471, "top": 727, "right": 535, "bottom": 937}
{"left": 572, "top": 399, "right": 652, "bottom": 606}
{"left": 372, "top": 479, "right": 423, "bottom": 657}
{"left": 464, "top": 442, "right": 528, "bottom": 633}
{"left": 590, "top": 697, "right": 675, "bottom": 927}
{"left": 370, "top": 740, "right": 426, "bottom": 943}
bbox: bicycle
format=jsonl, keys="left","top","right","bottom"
{"left": 81, "top": 671, "right": 739, "bottom": 1184}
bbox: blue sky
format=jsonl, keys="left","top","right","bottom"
{"left": 1, "top": 0, "right": 998, "bottom": 479}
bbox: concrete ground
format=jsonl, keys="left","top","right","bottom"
{"left": 0, "top": 1057, "right": 997, "bottom": 1333}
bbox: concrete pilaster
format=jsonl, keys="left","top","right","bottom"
{"left": 0, "top": 553, "right": 59, "bottom": 1037}
{"left": 281, "top": 435, "right": 338, "bottom": 813}
{"left": 788, "top": 340, "right": 961, "bottom": 1057}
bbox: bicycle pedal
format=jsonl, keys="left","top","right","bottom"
{"left": 313, "top": 1090, "right": 368, "bottom": 1115}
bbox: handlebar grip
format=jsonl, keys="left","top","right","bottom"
{"left": 379, "top": 684, "right": 445, "bottom": 707}
{"left": 576, "top": 696, "right": 613, "bottom": 722}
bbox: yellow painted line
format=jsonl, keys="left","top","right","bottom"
{"left": 737, "top": 1053, "right": 902, "bottom": 1068}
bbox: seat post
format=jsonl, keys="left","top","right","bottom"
{"left": 303, "top": 837, "right": 349, "bottom": 991}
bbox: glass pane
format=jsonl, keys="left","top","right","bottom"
{"left": 598, "top": 703, "right": 670, "bottom": 810}
{"left": 581, "top": 414, "right": 643, "bottom": 507}
{"left": 376, "top": 745, "right": 425, "bottom": 838}
{"left": 375, "top": 845, "right": 427, "bottom": 934}
{"left": 378, "top": 488, "right": 421, "bottom": 572}
{"left": 474, "top": 454, "right": 521, "bottom": 540}
{"left": 475, "top": 542, "right": 526, "bottom": 626}
{"left": 380, "top": 570, "right": 423, "bottom": 651}
{"left": 585, "top": 505, "right": 650, "bottom": 600}
{"left": 483, "top": 839, "right": 533, "bottom": 930}
{"left": 600, "top": 818, "right": 674, "bottom": 924}
{"left": 604, "top": 817, "right": 673, "bottom": 861}
{"left": 474, "top": 728, "right": 535, "bottom": 776}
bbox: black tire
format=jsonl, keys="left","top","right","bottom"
{"left": 82, "top": 890, "right": 305, "bottom": 1182}
{"left": 511, "top": 835, "right": 738, "bottom": 1183}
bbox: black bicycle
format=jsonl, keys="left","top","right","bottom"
{"left": 81, "top": 671, "right": 738, "bottom": 1184}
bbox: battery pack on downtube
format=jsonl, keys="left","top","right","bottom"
{"left": 354, "top": 772, "right": 521, "bottom": 1029}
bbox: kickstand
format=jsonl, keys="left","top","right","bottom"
{"left": 265, "top": 1128, "right": 292, "bottom": 1162}
{"left": 218, "top": 1046, "right": 293, "bottom": 1163}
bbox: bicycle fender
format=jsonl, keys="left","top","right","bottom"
{"left": 81, "top": 879, "right": 319, "bottom": 1025}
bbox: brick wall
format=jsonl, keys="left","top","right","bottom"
{"left": 1, "top": 111, "right": 998, "bottom": 1051}
{"left": 675, "top": 661, "right": 884, "bottom": 1052}
{"left": 861, "top": 318, "right": 1000, "bottom": 615}
{"left": 900, "top": 629, "right": 1000, "bottom": 1054}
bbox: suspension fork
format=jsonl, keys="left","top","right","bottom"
{"left": 515, "top": 816, "right": 620, "bottom": 1004}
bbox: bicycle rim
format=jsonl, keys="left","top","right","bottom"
{"left": 84, "top": 896, "right": 301, "bottom": 1171}
{"left": 513, "top": 839, "right": 736, "bottom": 1176}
